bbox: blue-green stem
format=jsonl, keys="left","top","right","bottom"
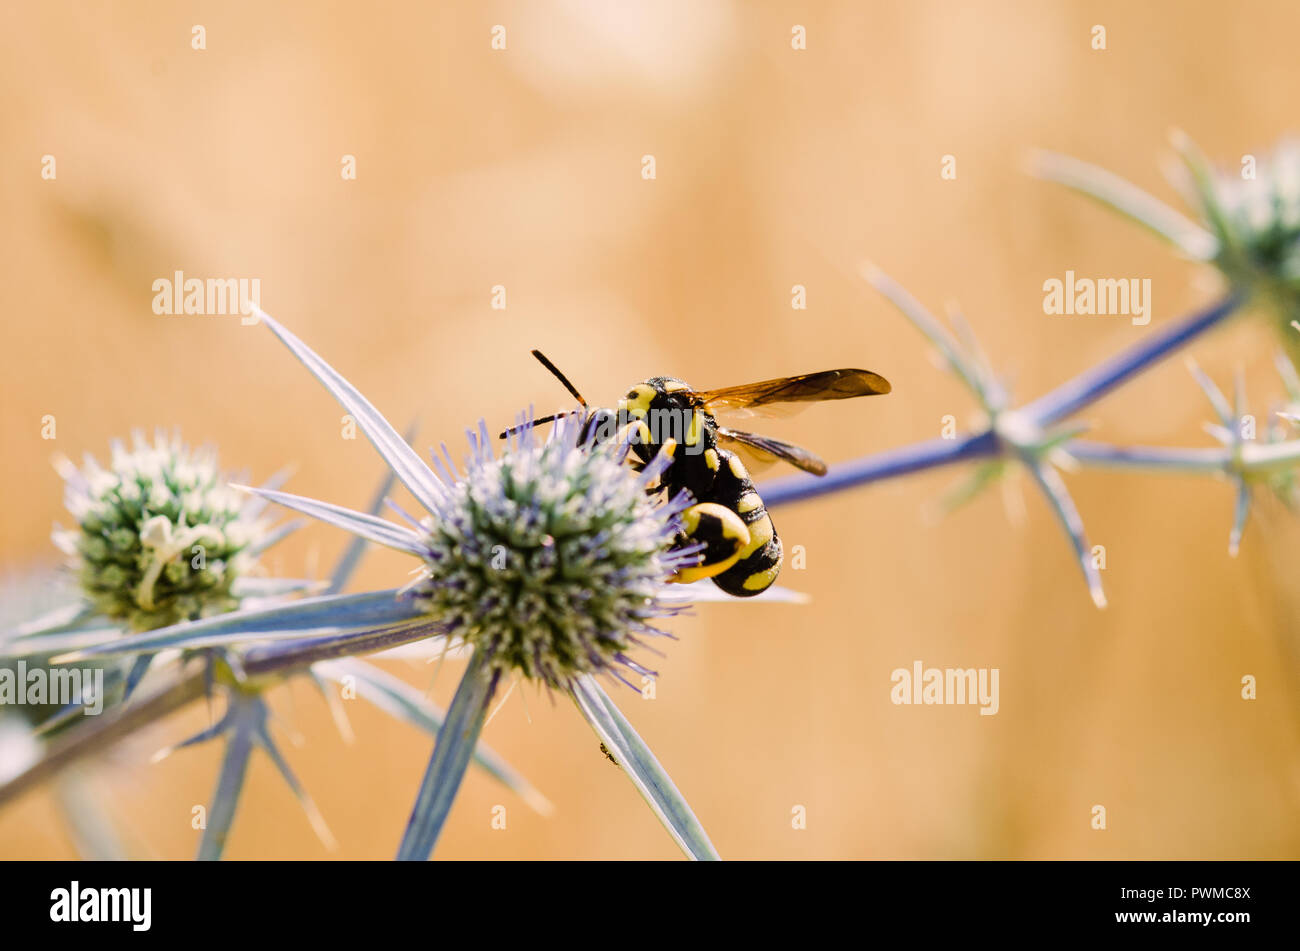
{"left": 395, "top": 647, "right": 500, "bottom": 861}
{"left": 763, "top": 295, "right": 1241, "bottom": 508}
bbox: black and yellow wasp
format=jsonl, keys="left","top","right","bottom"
{"left": 503, "top": 352, "right": 891, "bottom": 597}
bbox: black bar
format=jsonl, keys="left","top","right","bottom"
{"left": 3, "top": 860, "right": 1278, "bottom": 937}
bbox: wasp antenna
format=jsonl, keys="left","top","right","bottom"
{"left": 530, "top": 350, "right": 588, "bottom": 409}
{"left": 499, "top": 412, "right": 568, "bottom": 439}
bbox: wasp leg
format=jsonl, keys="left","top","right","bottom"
{"left": 671, "top": 501, "right": 750, "bottom": 583}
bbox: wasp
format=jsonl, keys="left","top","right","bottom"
{"left": 502, "top": 351, "right": 891, "bottom": 597}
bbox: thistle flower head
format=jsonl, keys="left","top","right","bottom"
{"left": 1031, "top": 136, "right": 1300, "bottom": 340}
{"left": 412, "top": 416, "right": 697, "bottom": 689}
{"left": 1189, "top": 136, "right": 1300, "bottom": 304}
{"left": 54, "top": 432, "right": 268, "bottom": 631}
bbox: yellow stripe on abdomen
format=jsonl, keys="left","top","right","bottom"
{"left": 740, "top": 561, "right": 782, "bottom": 592}
{"left": 734, "top": 512, "right": 773, "bottom": 560}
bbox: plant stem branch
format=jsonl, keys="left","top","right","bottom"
{"left": 762, "top": 430, "right": 1000, "bottom": 507}
{"left": 1023, "top": 294, "right": 1241, "bottom": 427}
{"left": 0, "top": 672, "right": 206, "bottom": 809}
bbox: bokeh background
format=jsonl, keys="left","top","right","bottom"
{"left": 2, "top": 0, "right": 1299, "bottom": 859}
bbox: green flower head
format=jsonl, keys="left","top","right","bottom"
{"left": 1033, "top": 134, "right": 1300, "bottom": 343}
{"left": 1185, "top": 135, "right": 1300, "bottom": 323}
{"left": 411, "top": 415, "right": 696, "bottom": 690}
{"left": 54, "top": 433, "right": 267, "bottom": 631}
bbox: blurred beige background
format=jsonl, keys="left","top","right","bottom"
{"left": 2, "top": 0, "right": 1299, "bottom": 859}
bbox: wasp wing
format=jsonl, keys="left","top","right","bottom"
{"left": 715, "top": 427, "right": 828, "bottom": 476}
{"left": 693, "top": 369, "right": 891, "bottom": 418}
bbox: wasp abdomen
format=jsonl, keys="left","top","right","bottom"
{"left": 706, "top": 451, "right": 782, "bottom": 597}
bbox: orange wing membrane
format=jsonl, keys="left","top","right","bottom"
{"left": 691, "top": 368, "right": 891, "bottom": 414}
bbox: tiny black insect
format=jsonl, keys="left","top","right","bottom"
{"left": 502, "top": 351, "right": 891, "bottom": 596}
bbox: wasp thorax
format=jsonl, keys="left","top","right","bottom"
{"left": 413, "top": 421, "right": 691, "bottom": 688}
{"left": 54, "top": 434, "right": 264, "bottom": 632}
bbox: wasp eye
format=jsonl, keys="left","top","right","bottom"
{"left": 582, "top": 408, "right": 616, "bottom": 444}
